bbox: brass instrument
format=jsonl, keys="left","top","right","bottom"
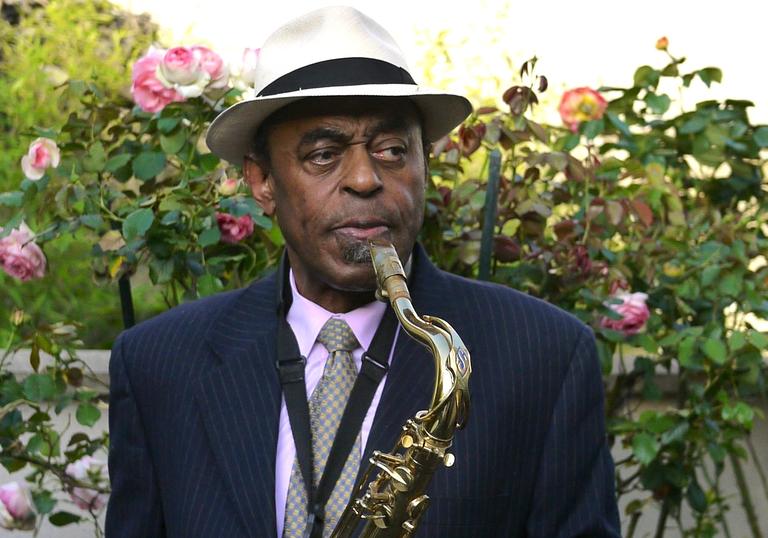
{"left": 330, "top": 241, "right": 472, "bottom": 537}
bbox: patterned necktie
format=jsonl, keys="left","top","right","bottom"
{"left": 283, "top": 318, "right": 361, "bottom": 538}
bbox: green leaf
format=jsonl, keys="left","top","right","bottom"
{"left": 132, "top": 151, "right": 166, "bottom": 180}
{"left": 645, "top": 93, "right": 671, "bottom": 114}
{"left": 79, "top": 214, "right": 103, "bottom": 230}
{"left": 581, "top": 118, "right": 604, "bottom": 140}
{"left": 633, "top": 65, "right": 660, "bottom": 88}
{"left": 686, "top": 480, "right": 707, "bottom": 512}
{"left": 560, "top": 133, "right": 580, "bottom": 151}
{"left": 105, "top": 153, "right": 132, "bottom": 173}
{"left": 697, "top": 67, "right": 722, "bottom": 87}
{"left": 700, "top": 265, "right": 720, "bottom": 286}
{"left": 197, "top": 273, "right": 224, "bottom": 297}
{"left": 733, "top": 402, "right": 755, "bottom": 426}
{"left": 49, "top": 511, "right": 82, "bottom": 526}
{"left": 679, "top": 115, "right": 708, "bottom": 134}
{"left": 717, "top": 272, "right": 741, "bottom": 297}
{"left": 198, "top": 227, "right": 221, "bottom": 247}
{"left": 32, "top": 491, "right": 56, "bottom": 515}
{"left": 75, "top": 403, "right": 101, "bottom": 427}
{"left": 198, "top": 153, "right": 220, "bottom": 172}
{"left": 636, "top": 334, "right": 658, "bottom": 354}
{"left": 605, "top": 112, "right": 631, "bottom": 137}
{"left": 23, "top": 374, "right": 57, "bottom": 401}
{"left": 632, "top": 432, "right": 659, "bottom": 465}
{"left": 747, "top": 331, "right": 768, "bottom": 349}
{"left": 0, "top": 191, "right": 24, "bottom": 207}
{"left": 729, "top": 331, "right": 747, "bottom": 352}
{"left": 754, "top": 126, "right": 768, "bottom": 147}
{"left": 161, "top": 210, "right": 181, "bottom": 225}
{"left": 677, "top": 336, "right": 701, "bottom": 370}
{"left": 157, "top": 117, "right": 181, "bottom": 134}
{"left": 160, "top": 128, "right": 187, "bottom": 155}
{"left": 661, "top": 422, "right": 689, "bottom": 445}
{"left": 29, "top": 431, "right": 60, "bottom": 457}
{"left": 702, "top": 337, "right": 727, "bottom": 364}
{"left": 122, "top": 208, "right": 154, "bottom": 241}
{"left": 82, "top": 142, "right": 106, "bottom": 172}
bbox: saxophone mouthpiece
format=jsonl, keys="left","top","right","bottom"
{"left": 368, "top": 240, "right": 409, "bottom": 303}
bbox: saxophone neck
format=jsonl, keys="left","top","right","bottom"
{"left": 368, "top": 241, "right": 471, "bottom": 439}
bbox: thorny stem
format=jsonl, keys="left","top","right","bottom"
{"left": 653, "top": 498, "right": 670, "bottom": 538}
{"left": 625, "top": 511, "right": 641, "bottom": 538}
{"left": 2, "top": 450, "right": 110, "bottom": 495}
{"left": 746, "top": 435, "right": 768, "bottom": 504}
{"left": 729, "top": 451, "right": 764, "bottom": 538}
{"left": 700, "top": 459, "right": 733, "bottom": 538}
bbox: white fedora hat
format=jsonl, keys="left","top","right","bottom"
{"left": 205, "top": 6, "right": 473, "bottom": 165}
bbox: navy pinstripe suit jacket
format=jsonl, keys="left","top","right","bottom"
{"left": 106, "top": 245, "right": 621, "bottom": 537}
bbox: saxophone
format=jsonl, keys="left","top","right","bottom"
{"left": 330, "top": 241, "right": 472, "bottom": 538}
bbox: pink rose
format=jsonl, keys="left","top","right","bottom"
{"left": 159, "top": 46, "right": 201, "bottom": 85}
{"left": 131, "top": 47, "right": 183, "bottom": 113}
{"left": 216, "top": 212, "right": 254, "bottom": 244}
{"left": 0, "top": 222, "right": 46, "bottom": 281}
{"left": 558, "top": 87, "right": 607, "bottom": 132}
{"left": 20, "top": 137, "right": 60, "bottom": 180}
{"left": 600, "top": 291, "right": 650, "bottom": 336}
{"left": 218, "top": 177, "right": 239, "bottom": 196}
{"left": 238, "top": 47, "right": 260, "bottom": 87}
{"left": 156, "top": 46, "right": 210, "bottom": 98}
{"left": 65, "top": 456, "right": 108, "bottom": 512}
{"left": 192, "top": 46, "right": 228, "bottom": 90}
{"left": 0, "top": 481, "right": 36, "bottom": 530}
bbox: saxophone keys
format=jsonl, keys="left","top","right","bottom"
{"left": 443, "top": 452, "right": 455, "bottom": 467}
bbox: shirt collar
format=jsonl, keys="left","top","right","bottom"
{"left": 286, "top": 269, "right": 386, "bottom": 357}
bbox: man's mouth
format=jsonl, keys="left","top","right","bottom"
{"left": 333, "top": 219, "right": 390, "bottom": 241}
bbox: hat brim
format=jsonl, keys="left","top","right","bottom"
{"left": 205, "top": 84, "right": 473, "bottom": 165}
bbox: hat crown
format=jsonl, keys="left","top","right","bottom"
{"left": 254, "top": 6, "right": 412, "bottom": 94}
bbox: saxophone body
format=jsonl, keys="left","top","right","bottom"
{"left": 330, "top": 241, "right": 472, "bottom": 538}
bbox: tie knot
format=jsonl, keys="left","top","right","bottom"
{"left": 317, "top": 318, "right": 359, "bottom": 353}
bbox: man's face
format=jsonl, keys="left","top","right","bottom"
{"left": 246, "top": 97, "right": 427, "bottom": 298}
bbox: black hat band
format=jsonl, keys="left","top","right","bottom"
{"left": 257, "top": 57, "right": 417, "bottom": 97}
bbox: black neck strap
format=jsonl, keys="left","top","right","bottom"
{"left": 274, "top": 253, "right": 397, "bottom": 537}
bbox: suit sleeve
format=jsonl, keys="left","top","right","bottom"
{"left": 105, "top": 334, "right": 166, "bottom": 537}
{"left": 526, "top": 327, "right": 621, "bottom": 537}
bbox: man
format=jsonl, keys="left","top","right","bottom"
{"left": 106, "top": 6, "right": 620, "bottom": 537}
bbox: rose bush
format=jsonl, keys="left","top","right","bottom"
{"left": 420, "top": 41, "right": 767, "bottom": 537}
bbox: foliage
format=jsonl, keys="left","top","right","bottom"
{"left": 422, "top": 49, "right": 768, "bottom": 537}
{"left": 1, "top": 318, "right": 108, "bottom": 535}
{"left": 0, "top": 0, "right": 160, "bottom": 349}
{"left": 0, "top": 21, "right": 767, "bottom": 536}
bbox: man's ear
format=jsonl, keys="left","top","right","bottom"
{"left": 243, "top": 155, "right": 276, "bottom": 215}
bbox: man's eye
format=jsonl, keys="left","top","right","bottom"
{"left": 372, "top": 146, "right": 407, "bottom": 161}
{"left": 307, "top": 149, "right": 340, "bottom": 165}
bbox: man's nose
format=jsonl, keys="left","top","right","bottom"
{"left": 341, "top": 146, "right": 383, "bottom": 197}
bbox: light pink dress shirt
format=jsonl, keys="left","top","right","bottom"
{"left": 275, "top": 271, "right": 399, "bottom": 536}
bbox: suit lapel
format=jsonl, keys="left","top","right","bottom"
{"left": 360, "top": 246, "right": 456, "bottom": 477}
{"left": 194, "top": 274, "right": 281, "bottom": 537}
